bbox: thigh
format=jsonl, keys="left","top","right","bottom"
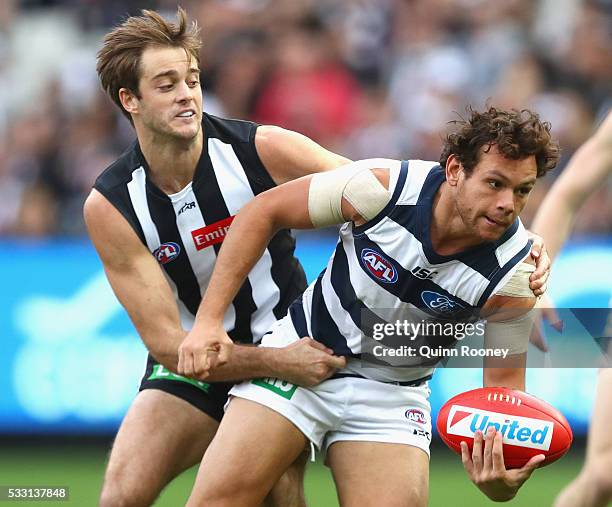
{"left": 187, "top": 397, "right": 308, "bottom": 507}
{"left": 102, "top": 389, "right": 219, "bottom": 503}
{"left": 328, "top": 441, "right": 429, "bottom": 507}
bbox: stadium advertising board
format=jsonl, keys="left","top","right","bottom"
{"left": 0, "top": 236, "right": 609, "bottom": 434}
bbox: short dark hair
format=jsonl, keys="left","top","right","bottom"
{"left": 96, "top": 7, "right": 201, "bottom": 123}
{"left": 439, "top": 106, "right": 560, "bottom": 177}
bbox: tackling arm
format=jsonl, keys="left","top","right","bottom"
{"left": 84, "top": 189, "right": 344, "bottom": 384}
{"left": 179, "top": 164, "right": 392, "bottom": 377}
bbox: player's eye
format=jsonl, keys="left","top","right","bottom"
{"left": 488, "top": 180, "right": 501, "bottom": 189}
{"left": 188, "top": 79, "right": 200, "bottom": 87}
{"left": 517, "top": 187, "right": 532, "bottom": 196}
{"left": 158, "top": 84, "right": 173, "bottom": 91}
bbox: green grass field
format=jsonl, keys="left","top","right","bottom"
{"left": 0, "top": 443, "right": 584, "bottom": 506}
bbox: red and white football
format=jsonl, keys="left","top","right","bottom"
{"left": 436, "top": 387, "right": 572, "bottom": 469}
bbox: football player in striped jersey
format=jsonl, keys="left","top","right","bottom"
{"left": 182, "top": 107, "right": 558, "bottom": 506}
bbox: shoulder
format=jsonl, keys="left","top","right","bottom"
{"left": 493, "top": 218, "right": 531, "bottom": 268}
{"left": 83, "top": 189, "right": 127, "bottom": 232}
{"left": 94, "top": 141, "right": 141, "bottom": 193}
{"left": 84, "top": 189, "right": 146, "bottom": 266}
{"left": 393, "top": 160, "right": 442, "bottom": 206}
{"left": 253, "top": 125, "right": 351, "bottom": 184}
{"left": 204, "top": 113, "right": 256, "bottom": 144}
{"left": 254, "top": 125, "right": 301, "bottom": 154}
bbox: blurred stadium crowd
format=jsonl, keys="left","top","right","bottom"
{"left": 0, "top": 0, "right": 610, "bottom": 237}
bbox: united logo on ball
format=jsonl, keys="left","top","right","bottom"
{"left": 436, "top": 387, "right": 573, "bottom": 468}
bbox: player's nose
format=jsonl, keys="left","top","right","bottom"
{"left": 175, "top": 80, "right": 194, "bottom": 103}
{"left": 496, "top": 189, "right": 515, "bottom": 215}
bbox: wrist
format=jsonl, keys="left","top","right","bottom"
{"left": 194, "top": 314, "right": 224, "bottom": 332}
{"left": 481, "top": 485, "right": 517, "bottom": 503}
{"left": 261, "top": 346, "right": 284, "bottom": 378}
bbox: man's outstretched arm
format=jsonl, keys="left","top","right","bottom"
{"left": 84, "top": 189, "right": 344, "bottom": 385}
{"left": 532, "top": 111, "right": 612, "bottom": 261}
{"left": 461, "top": 259, "right": 543, "bottom": 501}
{"left": 178, "top": 162, "right": 393, "bottom": 378}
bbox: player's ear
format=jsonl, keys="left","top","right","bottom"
{"left": 445, "top": 155, "right": 462, "bottom": 187}
{"left": 119, "top": 88, "right": 139, "bottom": 115}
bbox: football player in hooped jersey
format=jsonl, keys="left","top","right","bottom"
{"left": 85, "top": 8, "right": 352, "bottom": 507}
{"left": 180, "top": 107, "right": 559, "bottom": 506}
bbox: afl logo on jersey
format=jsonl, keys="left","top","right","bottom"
{"left": 153, "top": 242, "right": 181, "bottom": 264}
{"left": 421, "top": 291, "right": 464, "bottom": 313}
{"left": 360, "top": 248, "right": 398, "bottom": 283}
{"left": 405, "top": 409, "right": 426, "bottom": 425}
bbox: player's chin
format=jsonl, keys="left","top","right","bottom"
{"left": 170, "top": 124, "right": 200, "bottom": 140}
{"left": 477, "top": 225, "right": 505, "bottom": 242}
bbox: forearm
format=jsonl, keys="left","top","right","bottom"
{"left": 530, "top": 192, "right": 576, "bottom": 262}
{"left": 202, "top": 345, "right": 282, "bottom": 382}
{"left": 195, "top": 198, "right": 280, "bottom": 326}
{"left": 532, "top": 127, "right": 612, "bottom": 261}
{"left": 106, "top": 270, "right": 189, "bottom": 373}
{"left": 484, "top": 356, "right": 526, "bottom": 391}
{"left": 143, "top": 327, "right": 187, "bottom": 373}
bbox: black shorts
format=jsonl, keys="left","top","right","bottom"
{"left": 139, "top": 354, "right": 234, "bottom": 422}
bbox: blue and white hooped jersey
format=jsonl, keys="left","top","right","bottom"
{"left": 287, "top": 159, "right": 533, "bottom": 382}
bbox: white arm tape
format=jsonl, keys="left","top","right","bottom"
{"left": 308, "top": 164, "right": 391, "bottom": 228}
{"left": 494, "top": 262, "right": 536, "bottom": 297}
{"left": 484, "top": 310, "right": 536, "bottom": 355}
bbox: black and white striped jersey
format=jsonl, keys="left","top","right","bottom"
{"left": 94, "top": 113, "right": 306, "bottom": 344}
{"left": 287, "top": 159, "right": 532, "bottom": 381}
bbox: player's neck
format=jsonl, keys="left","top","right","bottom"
{"left": 430, "top": 182, "right": 483, "bottom": 255}
{"left": 139, "top": 130, "right": 203, "bottom": 194}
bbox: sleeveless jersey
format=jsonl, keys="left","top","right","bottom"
{"left": 287, "top": 159, "right": 532, "bottom": 381}
{"left": 93, "top": 113, "right": 306, "bottom": 344}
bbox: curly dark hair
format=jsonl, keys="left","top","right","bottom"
{"left": 439, "top": 106, "right": 560, "bottom": 177}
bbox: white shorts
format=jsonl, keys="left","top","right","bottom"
{"left": 229, "top": 316, "right": 432, "bottom": 457}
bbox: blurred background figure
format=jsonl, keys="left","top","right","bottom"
{"left": 530, "top": 111, "right": 612, "bottom": 507}
{"left": 1, "top": 1, "right": 610, "bottom": 506}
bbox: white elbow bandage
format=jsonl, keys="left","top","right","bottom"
{"left": 495, "top": 262, "right": 536, "bottom": 297}
{"left": 484, "top": 311, "right": 536, "bottom": 355}
{"left": 308, "top": 165, "right": 390, "bottom": 227}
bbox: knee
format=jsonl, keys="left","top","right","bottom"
{"left": 99, "top": 471, "right": 157, "bottom": 507}
{"left": 405, "top": 484, "right": 428, "bottom": 507}
{"left": 264, "top": 450, "right": 307, "bottom": 507}
{"left": 99, "top": 486, "right": 128, "bottom": 507}
{"left": 191, "top": 477, "right": 268, "bottom": 507}
{"left": 265, "top": 471, "right": 306, "bottom": 507}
